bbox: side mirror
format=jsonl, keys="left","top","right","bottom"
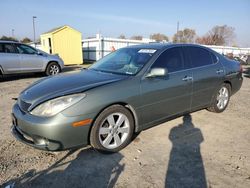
{"left": 37, "top": 51, "right": 43, "bottom": 56}
{"left": 146, "top": 68, "right": 167, "bottom": 78}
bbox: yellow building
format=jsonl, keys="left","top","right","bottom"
{"left": 40, "top": 25, "right": 83, "bottom": 65}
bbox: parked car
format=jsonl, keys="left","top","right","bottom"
{"left": 0, "top": 40, "right": 64, "bottom": 76}
{"left": 232, "top": 54, "right": 250, "bottom": 65}
{"left": 11, "top": 44, "right": 243, "bottom": 153}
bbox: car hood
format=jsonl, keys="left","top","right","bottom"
{"left": 19, "top": 69, "right": 128, "bottom": 108}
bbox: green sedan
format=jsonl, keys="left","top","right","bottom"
{"left": 11, "top": 43, "right": 243, "bottom": 152}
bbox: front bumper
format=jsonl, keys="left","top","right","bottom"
{"left": 11, "top": 103, "right": 95, "bottom": 151}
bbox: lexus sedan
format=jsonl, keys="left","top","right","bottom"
{"left": 0, "top": 40, "right": 64, "bottom": 76}
{"left": 11, "top": 44, "right": 243, "bottom": 152}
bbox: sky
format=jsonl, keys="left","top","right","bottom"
{"left": 0, "top": 0, "right": 249, "bottom": 47}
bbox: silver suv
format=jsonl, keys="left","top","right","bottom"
{"left": 0, "top": 41, "right": 64, "bottom": 76}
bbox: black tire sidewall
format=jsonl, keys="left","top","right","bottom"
{"left": 90, "top": 105, "right": 134, "bottom": 153}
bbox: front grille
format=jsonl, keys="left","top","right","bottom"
{"left": 18, "top": 99, "right": 31, "bottom": 112}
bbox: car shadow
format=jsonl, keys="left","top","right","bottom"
{"left": 3, "top": 148, "right": 125, "bottom": 188}
{"left": 165, "top": 114, "right": 207, "bottom": 188}
{"left": 0, "top": 73, "right": 44, "bottom": 82}
{"left": 0, "top": 65, "right": 85, "bottom": 82}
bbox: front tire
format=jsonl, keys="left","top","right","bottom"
{"left": 45, "top": 62, "right": 61, "bottom": 76}
{"left": 90, "top": 105, "right": 134, "bottom": 153}
{"left": 207, "top": 83, "right": 231, "bottom": 113}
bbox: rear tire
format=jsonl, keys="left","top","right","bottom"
{"left": 90, "top": 105, "right": 134, "bottom": 153}
{"left": 0, "top": 70, "right": 4, "bottom": 80}
{"left": 207, "top": 83, "right": 231, "bottom": 113}
{"left": 45, "top": 62, "right": 61, "bottom": 76}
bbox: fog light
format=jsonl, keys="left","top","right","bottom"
{"left": 33, "top": 136, "right": 49, "bottom": 146}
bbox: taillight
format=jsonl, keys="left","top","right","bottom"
{"left": 240, "top": 64, "right": 243, "bottom": 73}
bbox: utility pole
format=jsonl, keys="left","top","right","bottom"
{"left": 11, "top": 29, "right": 15, "bottom": 38}
{"left": 33, "top": 16, "right": 37, "bottom": 48}
{"left": 177, "top": 21, "right": 179, "bottom": 43}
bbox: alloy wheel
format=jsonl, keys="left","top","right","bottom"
{"left": 49, "top": 65, "right": 60, "bottom": 75}
{"left": 98, "top": 113, "right": 130, "bottom": 149}
{"left": 216, "top": 86, "right": 229, "bottom": 110}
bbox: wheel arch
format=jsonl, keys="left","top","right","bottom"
{"left": 88, "top": 102, "right": 140, "bottom": 143}
{"left": 45, "top": 61, "right": 61, "bottom": 71}
{"left": 223, "top": 80, "right": 232, "bottom": 91}
{"left": 209, "top": 80, "right": 232, "bottom": 108}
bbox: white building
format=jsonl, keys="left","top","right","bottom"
{"left": 82, "top": 34, "right": 250, "bottom": 62}
{"left": 203, "top": 45, "right": 250, "bottom": 56}
{"left": 82, "top": 34, "right": 155, "bottom": 62}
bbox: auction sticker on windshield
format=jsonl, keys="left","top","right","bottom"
{"left": 138, "top": 49, "right": 156, "bottom": 54}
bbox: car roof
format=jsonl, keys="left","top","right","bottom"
{"left": 125, "top": 43, "right": 207, "bottom": 50}
{"left": 0, "top": 40, "right": 20, "bottom": 44}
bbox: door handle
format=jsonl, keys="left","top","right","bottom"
{"left": 182, "top": 76, "right": 193, "bottom": 81}
{"left": 216, "top": 69, "right": 224, "bottom": 74}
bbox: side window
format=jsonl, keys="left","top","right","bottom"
{"left": 152, "top": 47, "right": 184, "bottom": 73}
{"left": 210, "top": 53, "right": 218, "bottom": 64}
{"left": 0, "top": 44, "right": 4, "bottom": 53}
{"left": 17, "top": 44, "right": 37, "bottom": 55}
{"left": 4, "top": 44, "right": 16, "bottom": 53}
{"left": 188, "top": 47, "right": 213, "bottom": 67}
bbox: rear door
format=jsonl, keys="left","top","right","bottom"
{"left": 140, "top": 47, "right": 193, "bottom": 128}
{"left": 16, "top": 44, "right": 45, "bottom": 72}
{"left": 184, "top": 46, "right": 224, "bottom": 110}
{"left": 0, "top": 43, "right": 21, "bottom": 73}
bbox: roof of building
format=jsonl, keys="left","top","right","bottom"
{"left": 42, "top": 25, "right": 67, "bottom": 35}
{"left": 41, "top": 25, "right": 81, "bottom": 35}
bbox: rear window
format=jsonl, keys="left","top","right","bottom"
{"left": 211, "top": 53, "right": 218, "bottom": 63}
{"left": 3, "top": 43, "right": 16, "bottom": 53}
{"left": 187, "top": 47, "right": 213, "bottom": 68}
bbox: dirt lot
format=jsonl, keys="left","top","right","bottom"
{"left": 0, "top": 68, "right": 250, "bottom": 188}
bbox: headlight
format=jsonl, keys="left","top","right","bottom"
{"left": 30, "top": 93, "right": 86, "bottom": 117}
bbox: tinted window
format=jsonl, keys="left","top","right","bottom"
{"left": 17, "top": 44, "right": 37, "bottom": 54}
{"left": 0, "top": 44, "right": 4, "bottom": 53}
{"left": 152, "top": 47, "right": 184, "bottom": 73}
{"left": 4, "top": 44, "right": 16, "bottom": 53}
{"left": 210, "top": 53, "right": 218, "bottom": 63}
{"left": 188, "top": 47, "right": 213, "bottom": 67}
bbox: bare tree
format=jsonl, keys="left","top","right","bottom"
{"left": 196, "top": 25, "right": 235, "bottom": 46}
{"left": 130, "top": 35, "right": 143, "bottom": 40}
{"left": 173, "top": 28, "right": 196, "bottom": 43}
{"left": 118, "top": 34, "right": 126, "bottom": 39}
{"left": 0, "top": 35, "right": 18, "bottom": 42}
{"left": 21, "top": 37, "right": 32, "bottom": 43}
{"left": 196, "top": 36, "right": 213, "bottom": 45}
{"left": 150, "top": 33, "right": 169, "bottom": 42}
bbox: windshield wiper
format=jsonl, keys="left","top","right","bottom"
{"left": 90, "top": 68, "right": 134, "bottom": 76}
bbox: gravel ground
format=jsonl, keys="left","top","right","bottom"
{"left": 0, "top": 68, "right": 250, "bottom": 188}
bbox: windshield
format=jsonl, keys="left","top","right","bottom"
{"left": 89, "top": 48, "right": 157, "bottom": 75}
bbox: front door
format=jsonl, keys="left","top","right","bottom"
{"left": 140, "top": 47, "right": 193, "bottom": 128}
{"left": 16, "top": 44, "right": 44, "bottom": 73}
